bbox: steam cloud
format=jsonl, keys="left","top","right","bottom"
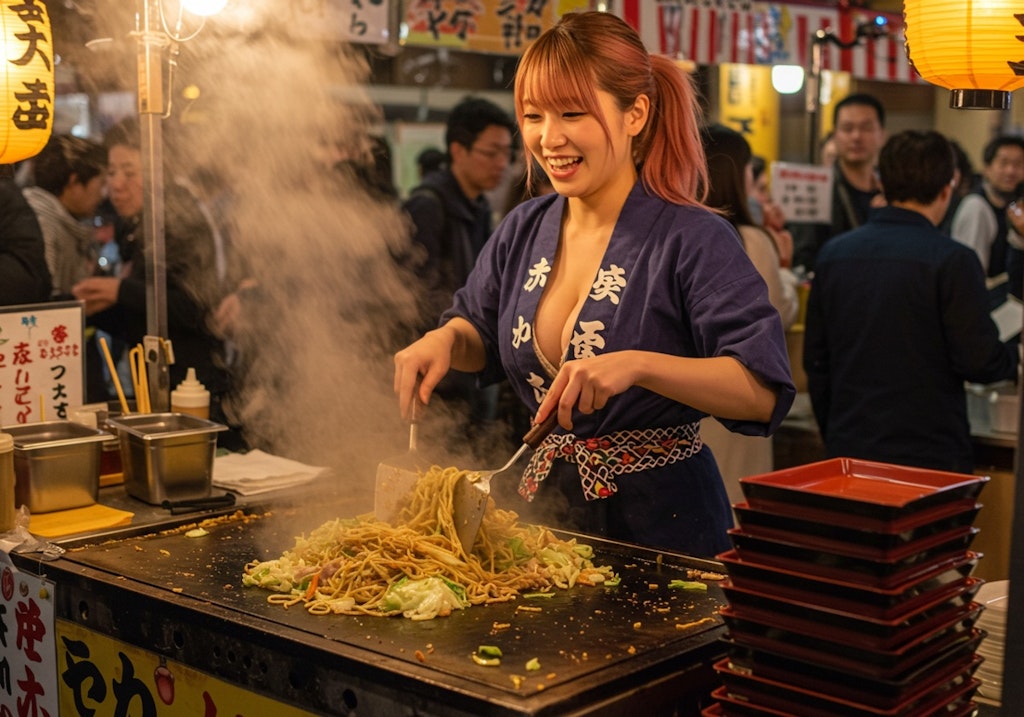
{"left": 80, "top": 3, "right": 518, "bottom": 514}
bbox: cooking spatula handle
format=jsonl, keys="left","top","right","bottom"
{"left": 408, "top": 398, "right": 420, "bottom": 452}
{"left": 523, "top": 411, "right": 560, "bottom": 448}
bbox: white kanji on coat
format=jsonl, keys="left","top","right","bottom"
{"left": 512, "top": 315, "right": 532, "bottom": 349}
{"left": 527, "top": 371, "right": 547, "bottom": 404}
{"left": 572, "top": 320, "right": 606, "bottom": 359}
{"left": 590, "top": 264, "right": 626, "bottom": 304}
{"left": 524, "top": 257, "right": 551, "bottom": 292}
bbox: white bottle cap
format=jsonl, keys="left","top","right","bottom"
{"left": 171, "top": 367, "right": 210, "bottom": 409}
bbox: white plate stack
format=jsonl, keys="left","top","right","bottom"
{"left": 975, "top": 580, "right": 1007, "bottom": 705}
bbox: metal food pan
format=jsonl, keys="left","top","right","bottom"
{"left": 108, "top": 412, "right": 227, "bottom": 505}
{"left": 5, "top": 420, "right": 112, "bottom": 513}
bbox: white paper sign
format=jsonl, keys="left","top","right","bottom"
{"left": 0, "top": 301, "right": 84, "bottom": 426}
{"left": 771, "top": 161, "right": 834, "bottom": 225}
{"left": 0, "top": 550, "right": 57, "bottom": 716}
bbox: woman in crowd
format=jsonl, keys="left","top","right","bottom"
{"left": 393, "top": 11, "right": 794, "bottom": 557}
{"left": 700, "top": 124, "right": 800, "bottom": 506}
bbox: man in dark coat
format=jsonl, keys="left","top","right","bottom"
{"left": 804, "top": 130, "right": 1019, "bottom": 473}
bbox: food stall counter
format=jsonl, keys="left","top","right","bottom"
{"left": 9, "top": 484, "right": 727, "bottom": 715}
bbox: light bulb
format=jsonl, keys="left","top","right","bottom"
{"left": 771, "top": 65, "right": 805, "bottom": 95}
{"left": 182, "top": 0, "right": 227, "bottom": 17}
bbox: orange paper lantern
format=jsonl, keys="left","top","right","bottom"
{"left": 0, "top": 0, "right": 53, "bottom": 162}
{"left": 904, "top": 0, "right": 1024, "bottom": 109}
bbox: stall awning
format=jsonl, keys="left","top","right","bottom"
{"left": 626, "top": 0, "right": 920, "bottom": 84}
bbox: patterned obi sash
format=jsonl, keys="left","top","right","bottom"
{"left": 518, "top": 423, "right": 703, "bottom": 501}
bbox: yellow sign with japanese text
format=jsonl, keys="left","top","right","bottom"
{"left": 403, "top": 0, "right": 592, "bottom": 54}
{"left": 57, "top": 620, "right": 318, "bottom": 716}
{"left": 717, "top": 63, "right": 780, "bottom": 163}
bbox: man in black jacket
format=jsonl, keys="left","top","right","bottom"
{"left": 401, "top": 97, "right": 515, "bottom": 427}
{"left": 0, "top": 168, "right": 51, "bottom": 306}
{"left": 804, "top": 130, "right": 1019, "bottom": 473}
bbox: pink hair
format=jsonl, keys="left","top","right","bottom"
{"left": 514, "top": 11, "right": 708, "bottom": 206}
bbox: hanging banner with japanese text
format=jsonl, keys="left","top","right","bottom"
{"left": 402, "top": 0, "right": 593, "bottom": 54}
{"left": 0, "top": 301, "right": 84, "bottom": 426}
{"left": 625, "top": 0, "right": 919, "bottom": 84}
{"left": 0, "top": 551, "right": 57, "bottom": 717}
{"left": 285, "top": 0, "right": 390, "bottom": 44}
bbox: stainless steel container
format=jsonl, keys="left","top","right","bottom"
{"left": 108, "top": 413, "right": 227, "bottom": 505}
{"left": 5, "top": 421, "right": 112, "bottom": 513}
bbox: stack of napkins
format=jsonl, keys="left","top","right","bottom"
{"left": 213, "top": 450, "right": 328, "bottom": 495}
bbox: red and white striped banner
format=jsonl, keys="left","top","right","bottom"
{"left": 624, "top": 0, "right": 920, "bottom": 84}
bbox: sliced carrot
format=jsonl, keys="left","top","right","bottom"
{"left": 304, "top": 572, "right": 320, "bottom": 601}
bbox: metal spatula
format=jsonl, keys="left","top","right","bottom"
{"left": 452, "top": 412, "right": 560, "bottom": 552}
{"left": 374, "top": 403, "right": 425, "bottom": 525}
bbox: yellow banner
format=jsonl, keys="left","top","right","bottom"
{"left": 57, "top": 620, "right": 317, "bottom": 716}
{"left": 717, "top": 63, "right": 780, "bottom": 163}
{"left": 403, "top": 0, "right": 592, "bottom": 54}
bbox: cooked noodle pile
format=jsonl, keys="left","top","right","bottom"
{"left": 242, "top": 466, "right": 615, "bottom": 619}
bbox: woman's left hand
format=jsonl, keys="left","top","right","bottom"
{"left": 536, "top": 352, "right": 639, "bottom": 430}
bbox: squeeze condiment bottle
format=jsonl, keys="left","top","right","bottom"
{"left": 171, "top": 368, "right": 210, "bottom": 420}
{"left": 0, "top": 432, "right": 15, "bottom": 532}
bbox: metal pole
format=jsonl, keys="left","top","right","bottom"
{"left": 806, "top": 37, "right": 822, "bottom": 164}
{"left": 1002, "top": 326, "right": 1024, "bottom": 715}
{"left": 136, "top": 0, "right": 171, "bottom": 411}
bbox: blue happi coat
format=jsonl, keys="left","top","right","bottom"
{"left": 443, "top": 181, "right": 795, "bottom": 557}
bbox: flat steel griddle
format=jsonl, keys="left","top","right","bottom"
{"left": 48, "top": 498, "right": 728, "bottom": 715}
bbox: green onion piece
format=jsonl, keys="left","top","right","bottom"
{"left": 477, "top": 645, "right": 503, "bottom": 658}
{"left": 525, "top": 657, "right": 541, "bottom": 671}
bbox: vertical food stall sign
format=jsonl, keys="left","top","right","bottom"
{"left": 403, "top": 0, "right": 592, "bottom": 54}
{"left": 0, "top": 551, "right": 58, "bottom": 717}
{"left": 0, "top": 302, "right": 84, "bottom": 426}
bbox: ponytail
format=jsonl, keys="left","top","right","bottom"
{"left": 640, "top": 55, "right": 708, "bottom": 206}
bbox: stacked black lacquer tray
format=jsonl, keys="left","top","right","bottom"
{"left": 704, "top": 457, "right": 989, "bottom": 717}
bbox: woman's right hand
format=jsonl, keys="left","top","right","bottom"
{"left": 393, "top": 327, "right": 456, "bottom": 419}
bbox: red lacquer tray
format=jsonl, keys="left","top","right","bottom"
{"left": 726, "top": 529, "right": 977, "bottom": 589}
{"left": 723, "top": 624, "right": 986, "bottom": 681}
{"left": 719, "top": 597, "right": 983, "bottom": 652}
{"left": 714, "top": 656, "right": 981, "bottom": 717}
{"left": 732, "top": 500, "right": 981, "bottom": 552}
{"left": 716, "top": 549, "right": 981, "bottom": 619}
{"left": 739, "top": 458, "right": 988, "bottom": 521}
{"left": 723, "top": 630, "right": 985, "bottom": 699}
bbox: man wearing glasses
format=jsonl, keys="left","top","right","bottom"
{"left": 402, "top": 96, "right": 515, "bottom": 428}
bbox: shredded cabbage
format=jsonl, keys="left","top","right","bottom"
{"left": 381, "top": 577, "right": 470, "bottom": 620}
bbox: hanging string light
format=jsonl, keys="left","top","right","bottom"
{"left": 904, "top": 0, "right": 1024, "bottom": 109}
{"left": 0, "top": 0, "right": 53, "bottom": 163}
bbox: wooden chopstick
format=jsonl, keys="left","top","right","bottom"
{"left": 99, "top": 336, "right": 130, "bottom": 415}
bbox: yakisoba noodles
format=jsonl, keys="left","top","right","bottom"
{"left": 242, "top": 466, "right": 616, "bottom": 619}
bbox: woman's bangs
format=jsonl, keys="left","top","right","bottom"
{"left": 518, "top": 41, "right": 595, "bottom": 114}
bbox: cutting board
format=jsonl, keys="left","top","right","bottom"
{"left": 30, "top": 504, "right": 134, "bottom": 538}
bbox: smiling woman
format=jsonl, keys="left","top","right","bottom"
{"left": 393, "top": 11, "right": 795, "bottom": 559}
